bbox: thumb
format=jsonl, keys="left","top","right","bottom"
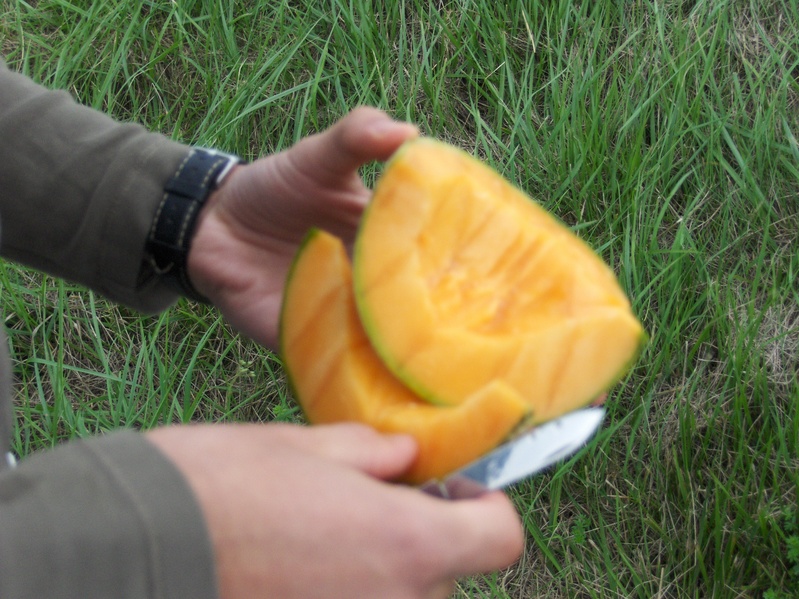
{"left": 289, "top": 107, "right": 419, "bottom": 185}
{"left": 300, "top": 423, "right": 419, "bottom": 481}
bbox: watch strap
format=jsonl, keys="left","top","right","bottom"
{"left": 146, "top": 148, "right": 240, "bottom": 303}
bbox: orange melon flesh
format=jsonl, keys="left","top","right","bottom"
{"left": 354, "top": 138, "right": 645, "bottom": 423}
{"left": 280, "top": 229, "right": 530, "bottom": 483}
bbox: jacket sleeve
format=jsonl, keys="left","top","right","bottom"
{"left": 0, "top": 59, "right": 188, "bottom": 313}
{"left": 0, "top": 62, "right": 219, "bottom": 598}
{"left": 0, "top": 431, "right": 218, "bottom": 599}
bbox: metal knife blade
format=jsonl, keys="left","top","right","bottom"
{"left": 420, "top": 407, "right": 605, "bottom": 500}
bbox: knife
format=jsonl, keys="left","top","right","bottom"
{"left": 419, "top": 407, "right": 605, "bottom": 499}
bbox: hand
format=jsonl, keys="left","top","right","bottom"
{"left": 187, "top": 107, "right": 419, "bottom": 350}
{"left": 147, "top": 423, "right": 524, "bottom": 599}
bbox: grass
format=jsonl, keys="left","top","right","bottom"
{"left": 1, "top": 0, "right": 798, "bottom": 596}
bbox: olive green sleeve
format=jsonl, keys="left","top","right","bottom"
{"left": 0, "top": 431, "right": 218, "bottom": 599}
{"left": 0, "top": 62, "right": 219, "bottom": 598}
{"left": 0, "top": 60, "right": 187, "bottom": 313}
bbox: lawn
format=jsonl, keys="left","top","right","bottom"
{"left": 1, "top": 1, "right": 798, "bottom": 597}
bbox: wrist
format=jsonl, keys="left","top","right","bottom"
{"left": 145, "top": 148, "right": 243, "bottom": 303}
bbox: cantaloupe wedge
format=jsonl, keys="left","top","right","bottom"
{"left": 280, "top": 230, "right": 530, "bottom": 483}
{"left": 353, "top": 138, "right": 645, "bottom": 424}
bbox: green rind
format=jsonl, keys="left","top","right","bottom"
{"left": 351, "top": 142, "right": 447, "bottom": 405}
{"left": 278, "top": 227, "right": 324, "bottom": 422}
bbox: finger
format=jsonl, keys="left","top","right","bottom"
{"left": 292, "top": 107, "right": 419, "bottom": 184}
{"left": 427, "top": 491, "right": 525, "bottom": 576}
{"left": 294, "top": 423, "right": 419, "bottom": 480}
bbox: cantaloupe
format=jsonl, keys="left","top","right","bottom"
{"left": 280, "top": 138, "right": 645, "bottom": 483}
{"left": 353, "top": 138, "right": 645, "bottom": 424}
{"left": 280, "top": 230, "right": 530, "bottom": 483}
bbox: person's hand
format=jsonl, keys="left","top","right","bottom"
{"left": 187, "top": 107, "right": 418, "bottom": 350}
{"left": 147, "top": 422, "right": 524, "bottom": 599}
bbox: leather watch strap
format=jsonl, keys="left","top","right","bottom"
{"left": 146, "top": 148, "right": 241, "bottom": 303}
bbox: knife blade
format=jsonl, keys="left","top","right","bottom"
{"left": 419, "top": 407, "right": 605, "bottom": 500}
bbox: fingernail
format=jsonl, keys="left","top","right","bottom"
{"left": 370, "top": 119, "right": 419, "bottom": 138}
{"left": 385, "top": 433, "right": 418, "bottom": 454}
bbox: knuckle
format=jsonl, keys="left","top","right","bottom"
{"left": 387, "top": 511, "right": 442, "bottom": 571}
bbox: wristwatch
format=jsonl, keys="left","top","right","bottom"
{"left": 145, "top": 148, "right": 242, "bottom": 303}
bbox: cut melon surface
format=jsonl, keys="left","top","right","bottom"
{"left": 280, "top": 230, "right": 530, "bottom": 484}
{"left": 353, "top": 138, "right": 646, "bottom": 423}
